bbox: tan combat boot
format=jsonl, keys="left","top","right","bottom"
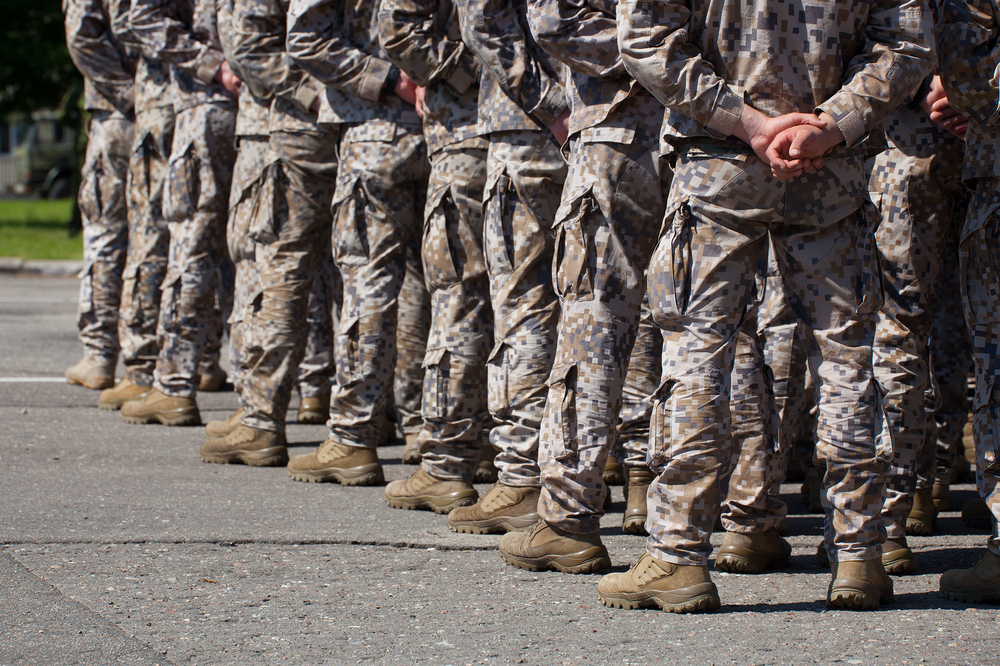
{"left": 623, "top": 466, "right": 654, "bottom": 535}
{"left": 120, "top": 388, "right": 200, "bottom": 426}
{"left": 474, "top": 443, "right": 498, "bottom": 483}
{"left": 287, "top": 439, "right": 384, "bottom": 485}
{"left": 826, "top": 558, "right": 894, "bottom": 610}
{"left": 801, "top": 467, "right": 823, "bottom": 513}
{"left": 385, "top": 467, "right": 478, "bottom": 514}
{"left": 198, "top": 363, "right": 227, "bottom": 392}
{"left": 205, "top": 408, "right": 244, "bottom": 439}
{"left": 962, "top": 498, "right": 992, "bottom": 530}
{"left": 98, "top": 378, "right": 151, "bottom": 411}
{"left": 932, "top": 481, "right": 950, "bottom": 513}
{"left": 715, "top": 527, "right": 792, "bottom": 574}
{"left": 297, "top": 393, "right": 329, "bottom": 425}
{"left": 65, "top": 357, "right": 115, "bottom": 390}
{"left": 906, "top": 486, "right": 937, "bottom": 535}
{"left": 498, "top": 522, "right": 611, "bottom": 574}
{"left": 603, "top": 458, "right": 625, "bottom": 486}
{"left": 401, "top": 431, "right": 422, "bottom": 465}
{"left": 448, "top": 482, "right": 539, "bottom": 534}
{"left": 598, "top": 552, "right": 721, "bottom": 613}
{"left": 882, "top": 537, "right": 917, "bottom": 575}
{"left": 940, "top": 551, "right": 1000, "bottom": 603}
{"left": 200, "top": 425, "right": 288, "bottom": 467}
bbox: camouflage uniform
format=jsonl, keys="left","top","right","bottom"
{"left": 379, "top": 0, "right": 492, "bottom": 481}
{"left": 516, "top": 0, "right": 667, "bottom": 532}
{"left": 871, "top": 104, "right": 967, "bottom": 541}
{"left": 110, "top": 0, "right": 175, "bottom": 387}
{"left": 288, "top": 0, "right": 429, "bottom": 450}
{"left": 129, "top": 0, "right": 238, "bottom": 398}
{"left": 620, "top": 0, "right": 933, "bottom": 565}
{"left": 65, "top": 0, "right": 138, "bottom": 368}
{"left": 939, "top": 0, "right": 1000, "bottom": 556}
{"left": 461, "top": 0, "right": 567, "bottom": 487}
{"left": 618, "top": 298, "right": 662, "bottom": 468}
{"left": 394, "top": 237, "right": 431, "bottom": 440}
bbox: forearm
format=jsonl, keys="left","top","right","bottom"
{"left": 527, "top": 0, "right": 622, "bottom": 78}
{"left": 130, "top": 0, "right": 224, "bottom": 84}
{"left": 378, "top": 0, "right": 477, "bottom": 91}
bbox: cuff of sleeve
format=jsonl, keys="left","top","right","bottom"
{"left": 359, "top": 58, "right": 393, "bottom": 103}
{"left": 531, "top": 87, "right": 569, "bottom": 130}
{"left": 195, "top": 48, "right": 226, "bottom": 85}
{"left": 117, "top": 84, "right": 136, "bottom": 115}
{"left": 820, "top": 105, "right": 866, "bottom": 147}
{"left": 292, "top": 77, "right": 324, "bottom": 114}
{"left": 703, "top": 86, "right": 745, "bottom": 138}
{"left": 446, "top": 55, "right": 478, "bottom": 96}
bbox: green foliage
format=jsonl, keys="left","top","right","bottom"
{"left": 0, "top": 1, "right": 82, "bottom": 119}
{"left": 0, "top": 198, "right": 82, "bottom": 260}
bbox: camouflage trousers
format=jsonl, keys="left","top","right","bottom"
{"left": 153, "top": 102, "right": 237, "bottom": 398}
{"left": 484, "top": 130, "right": 564, "bottom": 486}
{"left": 328, "top": 121, "right": 429, "bottom": 450}
{"left": 959, "top": 177, "right": 1000, "bottom": 556}
{"left": 870, "top": 140, "right": 966, "bottom": 540}
{"left": 235, "top": 128, "right": 340, "bottom": 433}
{"left": 538, "top": 96, "right": 667, "bottom": 529}
{"left": 618, "top": 296, "right": 662, "bottom": 467}
{"left": 415, "top": 139, "right": 493, "bottom": 482}
{"left": 76, "top": 111, "right": 134, "bottom": 364}
{"left": 395, "top": 232, "right": 431, "bottom": 438}
{"left": 646, "top": 153, "right": 887, "bottom": 566}
{"left": 119, "top": 106, "right": 175, "bottom": 386}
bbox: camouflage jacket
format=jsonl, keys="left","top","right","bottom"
{"left": 460, "top": 0, "right": 567, "bottom": 134}
{"left": 286, "top": 0, "right": 421, "bottom": 126}
{"left": 217, "top": 0, "right": 325, "bottom": 135}
{"left": 378, "top": 0, "right": 480, "bottom": 153}
{"left": 619, "top": 0, "right": 935, "bottom": 153}
{"left": 938, "top": 0, "right": 1000, "bottom": 182}
{"left": 526, "top": 0, "right": 639, "bottom": 136}
{"left": 109, "top": 0, "right": 172, "bottom": 113}
{"left": 64, "top": 0, "right": 138, "bottom": 116}
{"left": 130, "top": 0, "right": 235, "bottom": 111}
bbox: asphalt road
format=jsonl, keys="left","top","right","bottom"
{"left": 1, "top": 273, "right": 997, "bottom": 665}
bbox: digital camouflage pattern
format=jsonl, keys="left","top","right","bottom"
{"left": 65, "top": 0, "right": 138, "bottom": 116}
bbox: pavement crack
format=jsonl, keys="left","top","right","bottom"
{"left": 4, "top": 538, "right": 498, "bottom": 552}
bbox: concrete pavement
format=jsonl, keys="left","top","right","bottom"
{"left": 1, "top": 273, "right": 997, "bottom": 665}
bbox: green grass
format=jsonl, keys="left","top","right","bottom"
{"left": 0, "top": 198, "right": 82, "bottom": 260}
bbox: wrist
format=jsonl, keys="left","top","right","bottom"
{"left": 384, "top": 65, "right": 400, "bottom": 100}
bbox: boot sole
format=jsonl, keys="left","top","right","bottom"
{"left": 67, "top": 375, "right": 114, "bottom": 390}
{"left": 121, "top": 409, "right": 200, "bottom": 426}
{"left": 448, "top": 513, "right": 539, "bottom": 535}
{"left": 940, "top": 584, "right": 1000, "bottom": 604}
{"left": 499, "top": 548, "right": 612, "bottom": 575}
{"left": 297, "top": 411, "right": 327, "bottom": 425}
{"left": 622, "top": 515, "right": 648, "bottom": 536}
{"left": 288, "top": 464, "right": 384, "bottom": 486}
{"left": 715, "top": 545, "right": 790, "bottom": 575}
{"left": 385, "top": 490, "right": 478, "bottom": 515}
{"left": 474, "top": 467, "right": 499, "bottom": 484}
{"left": 598, "top": 584, "right": 721, "bottom": 614}
{"left": 402, "top": 453, "right": 421, "bottom": 465}
{"left": 201, "top": 447, "right": 289, "bottom": 467}
{"left": 826, "top": 580, "right": 894, "bottom": 610}
{"left": 906, "top": 510, "right": 936, "bottom": 536}
{"left": 882, "top": 549, "right": 917, "bottom": 575}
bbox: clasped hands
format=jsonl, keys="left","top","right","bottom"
{"left": 732, "top": 107, "right": 843, "bottom": 181}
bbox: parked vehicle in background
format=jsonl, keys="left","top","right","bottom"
{"left": 10, "top": 110, "right": 76, "bottom": 199}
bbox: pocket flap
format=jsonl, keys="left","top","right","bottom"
{"left": 546, "top": 361, "right": 576, "bottom": 388}
{"left": 422, "top": 346, "right": 447, "bottom": 369}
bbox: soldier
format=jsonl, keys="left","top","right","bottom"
{"left": 376, "top": 0, "right": 494, "bottom": 511}
{"left": 63, "top": 0, "right": 138, "bottom": 391}
{"left": 598, "top": 0, "right": 932, "bottom": 612}
{"left": 284, "top": 0, "right": 430, "bottom": 484}
{"left": 115, "top": 0, "right": 240, "bottom": 426}
{"left": 937, "top": 0, "right": 1000, "bottom": 603}
{"left": 492, "top": 0, "right": 668, "bottom": 570}
{"left": 198, "top": 0, "right": 341, "bottom": 465}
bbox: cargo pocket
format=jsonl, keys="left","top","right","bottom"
{"left": 487, "top": 341, "right": 511, "bottom": 418}
{"left": 422, "top": 347, "right": 449, "bottom": 420}
{"left": 646, "top": 376, "right": 677, "bottom": 469}
{"left": 872, "top": 377, "right": 895, "bottom": 465}
{"left": 661, "top": 201, "right": 693, "bottom": 318}
{"left": 78, "top": 164, "right": 103, "bottom": 224}
{"left": 248, "top": 162, "right": 285, "bottom": 245}
{"left": 78, "top": 261, "right": 95, "bottom": 314}
{"left": 552, "top": 187, "right": 595, "bottom": 302}
{"left": 962, "top": 204, "right": 1000, "bottom": 328}
{"left": 331, "top": 174, "right": 370, "bottom": 267}
{"left": 484, "top": 173, "right": 516, "bottom": 276}
{"left": 163, "top": 147, "right": 200, "bottom": 222}
{"left": 546, "top": 362, "right": 579, "bottom": 463}
{"left": 422, "top": 184, "right": 461, "bottom": 291}
{"left": 335, "top": 314, "right": 363, "bottom": 386}
{"left": 159, "top": 273, "right": 183, "bottom": 331}
{"left": 853, "top": 200, "right": 884, "bottom": 316}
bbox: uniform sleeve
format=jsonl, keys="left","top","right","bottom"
{"left": 227, "top": 0, "right": 323, "bottom": 114}
{"left": 130, "top": 0, "right": 225, "bottom": 84}
{"left": 526, "top": 0, "right": 623, "bottom": 78}
{"left": 378, "top": 0, "right": 478, "bottom": 93}
{"left": 460, "top": 0, "right": 568, "bottom": 128}
{"left": 65, "top": 0, "right": 136, "bottom": 114}
{"left": 617, "top": 0, "right": 745, "bottom": 137}
{"left": 286, "top": 0, "right": 394, "bottom": 103}
{"left": 938, "top": 0, "right": 1000, "bottom": 127}
{"left": 815, "top": 0, "right": 936, "bottom": 146}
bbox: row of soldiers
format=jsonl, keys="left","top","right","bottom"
{"left": 62, "top": 0, "right": 1000, "bottom": 613}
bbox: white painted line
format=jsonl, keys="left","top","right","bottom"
{"left": 0, "top": 297, "right": 76, "bottom": 303}
{"left": 0, "top": 377, "right": 67, "bottom": 383}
